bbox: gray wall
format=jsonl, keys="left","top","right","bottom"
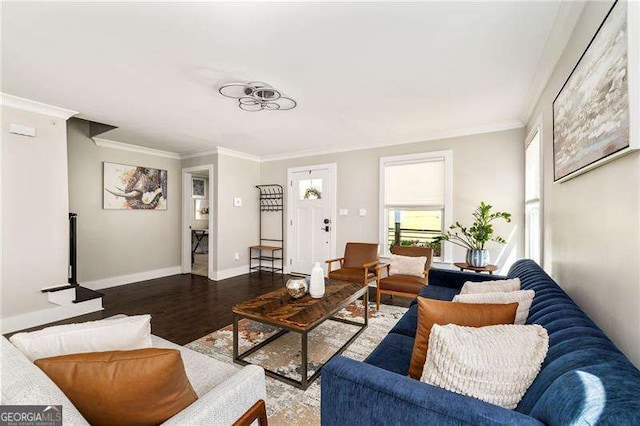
{"left": 2, "top": 106, "right": 70, "bottom": 318}
{"left": 527, "top": 1, "right": 640, "bottom": 367}
{"left": 181, "top": 153, "right": 260, "bottom": 274}
{"left": 260, "top": 128, "right": 525, "bottom": 273}
{"left": 67, "top": 119, "right": 182, "bottom": 284}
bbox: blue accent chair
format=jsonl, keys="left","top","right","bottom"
{"left": 321, "top": 260, "right": 640, "bottom": 425}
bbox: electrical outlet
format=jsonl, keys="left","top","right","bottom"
{"left": 234, "top": 252, "right": 240, "bottom": 261}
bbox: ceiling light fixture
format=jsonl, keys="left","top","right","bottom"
{"left": 218, "top": 81, "right": 297, "bottom": 111}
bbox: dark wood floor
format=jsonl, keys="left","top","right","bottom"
{"left": 8, "top": 273, "right": 410, "bottom": 345}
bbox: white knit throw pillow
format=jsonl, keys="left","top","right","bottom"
{"left": 389, "top": 254, "right": 427, "bottom": 277}
{"left": 459, "top": 278, "right": 521, "bottom": 295}
{"left": 453, "top": 289, "right": 534, "bottom": 325}
{"left": 421, "top": 324, "right": 549, "bottom": 409}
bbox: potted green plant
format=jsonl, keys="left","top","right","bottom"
{"left": 432, "top": 201, "right": 511, "bottom": 267}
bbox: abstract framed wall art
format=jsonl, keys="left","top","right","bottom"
{"left": 553, "top": 0, "right": 639, "bottom": 182}
{"left": 103, "top": 162, "right": 168, "bottom": 210}
{"left": 192, "top": 178, "right": 205, "bottom": 198}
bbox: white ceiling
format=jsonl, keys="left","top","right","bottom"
{"left": 3, "top": 2, "right": 568, "bottom": 158}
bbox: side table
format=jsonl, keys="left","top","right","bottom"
{"left": 453, "top": 262, "right": 498, "bottom": 275}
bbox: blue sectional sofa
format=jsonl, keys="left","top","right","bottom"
{"left": 321, "top": 260, "right": 640, "bottom": 425}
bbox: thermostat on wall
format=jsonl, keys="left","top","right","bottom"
{"left": 233, "top": 197, "right": 242, "bottom": 207}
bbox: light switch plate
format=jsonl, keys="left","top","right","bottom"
{"left": 339, "top": 209, "right": 348, "bottom": 216}
{"left": 359, "top": 208, "right": 367, "bottom": 217}
{"left": 233, "top": 197, "right": 242, "bottom": 207}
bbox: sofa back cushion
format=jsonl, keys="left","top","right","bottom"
{"left": 9, "top": 315, "right": 152, "bottom": 361}
{"left": 35, "top": 348, "right": 197, "bottom": 426}
{"left": 507, "top": 260, "right": 640, "bottom": 425}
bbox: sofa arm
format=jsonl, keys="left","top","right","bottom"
{"left": 321, "top": 357, "right": 542, "bottom": 426}
{"left": 163, "top": 365, "right": 266, "bottom": 426}
{"left": 428, "top": 268, "right": 506, "bottom": 289}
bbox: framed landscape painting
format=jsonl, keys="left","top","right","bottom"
{"left": 103, "top": 162, "right": 167, "bottom": 210}
{"left": 553, "top": 0, "right": 639, "bottom": 182}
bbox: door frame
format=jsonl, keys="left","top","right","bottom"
{"left": 181, "top": 164, "right": 215, "bottom": 280}
{"left": 286, "top": 163, "right": 338, "bottom": 274}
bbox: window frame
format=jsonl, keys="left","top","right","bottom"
{"left": 524, "top": 116, "right": 544, "bottom": 266}
{"left": 379, "top": 150, "right": 453, "bottom": 263}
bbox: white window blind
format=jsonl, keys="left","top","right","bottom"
{"left": 384, "top": 160, "right": 445, "bottom": 208}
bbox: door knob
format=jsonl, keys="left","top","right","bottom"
{"left": 321, "top": 226, "right": 330, "bottom": 232}
{"left": 323, "top": 218, "right": 331, "bottom": 224}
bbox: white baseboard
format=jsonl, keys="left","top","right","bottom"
{"left": 213, "top": 265, "right": 251, "bottom": 281}
{"left": 82, "top": 266, "right": 182, "bottom": 290}
{"left": 1, "top": 298, "right": 103, "bottom": 334}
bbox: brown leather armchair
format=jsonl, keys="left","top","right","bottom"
{"left": 375, "top": 246, "right": 433, "bottom": 310}
{"left": 326, "top": 242, "right": 379, "bottom": 286}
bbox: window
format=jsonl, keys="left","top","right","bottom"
{"left": 525, "top": 130, "right": 542, "bottom": 264}
{"left": 379, "top": 151, "right": 452, "bottom": 261}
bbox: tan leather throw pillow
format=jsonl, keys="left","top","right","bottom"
{"left": 35, "top": 348, "right": 197, "bottom": 426}
{"left": 408, "top": 297, "right": 518, "bottom": 379}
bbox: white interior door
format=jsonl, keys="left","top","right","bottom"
{"left": 289, "top": 167, "right": 334, "bottom": 274}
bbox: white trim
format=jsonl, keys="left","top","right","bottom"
{"left": 1, "top": 299, "right": 103, "bottom": 334}
{"left": 261, "top": 120, "right": 522, "bottom": 162}
{"left": 212, "top": 265, "right": 251, "bottom": 281}
{"left": 286, "top": 163, "right": 338, "bottom": 274}
{"left": 520, "top": 1, "right": 587, "bottom": 123}
{"left": 180, "top": 148, "right": 218, "bottom": 159}
{"left": 1, "top": 93, "right": 78, "bottom": 120}
{"left": 525, "top": 115, "right": 544, "bottom": 266}
{"left": 182, "top": 165, "right": 215, "bottom": 280}
{"left": 181, "top": 146, "right": 261, "bottom": 162}
{"left": 82, "top": 266, "right": 182, "bottom": 290}
{"left": 379, "top": 150, "right": 453, "bottom": 262}
{"left": 93, "top": 138, "right": 181, "bottom": 159}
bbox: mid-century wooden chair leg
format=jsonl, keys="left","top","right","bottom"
{"left": 376, "top": 288, "right": 381, "bottom": 311}
{"left": 233, "top": 399, "right": 268, "bottom": 426}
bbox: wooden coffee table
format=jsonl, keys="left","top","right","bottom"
{"left": 232, "top": 280, "right": 368, "bottom": 389}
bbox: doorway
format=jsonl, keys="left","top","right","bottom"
{"left": 182, "top": 165, "right": 215, "bottom": 279}
{"left": 287, "top": 163, "right": 337, "bottom": 275}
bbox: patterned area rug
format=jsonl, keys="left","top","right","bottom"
{"left": 186, "top": 301, "right": 408, "bottom": 425}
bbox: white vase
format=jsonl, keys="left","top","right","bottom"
{"left": 309, "top": 262, "right": 325, "bottom": 298}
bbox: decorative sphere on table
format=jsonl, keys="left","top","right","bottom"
{"left": 286, "top": 277, "right": 308, "bottom": 299}
{"left": 309, "top": 262, "right": 326, "bottom": 298}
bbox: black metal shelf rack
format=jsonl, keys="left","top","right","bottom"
{"left": 250, "top": 184, "right": 284, "bottom": 275}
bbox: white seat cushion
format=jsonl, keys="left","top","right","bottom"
{"left": 151, "top": 336, "right": 240, "bottom": 397}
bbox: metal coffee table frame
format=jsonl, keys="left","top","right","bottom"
{"left": 233, "top": 286, "right": 368, "bottom": 390}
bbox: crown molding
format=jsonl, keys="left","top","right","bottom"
{"left": 93, "top": 138, "right": 182, "bottom": 159}
{"left": 179, "top": 146, "right": 261, "bottom": 162}
{"left": 1, "top": 93, "right": 78, "bottom": 120}
{"left": 519, "top": 1, "right": 587, "bottom": 125}
{"left": 214, "top": 147, "right": 261, "bottom": 162}
{"left": 91, "top": 120, "right": 523, "bottom": 163}
{"left": 179, "top": 148, "right": 218, "bottom": 160}
{"left": 260, "top": 120, "right": 524, "bottom": 162}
